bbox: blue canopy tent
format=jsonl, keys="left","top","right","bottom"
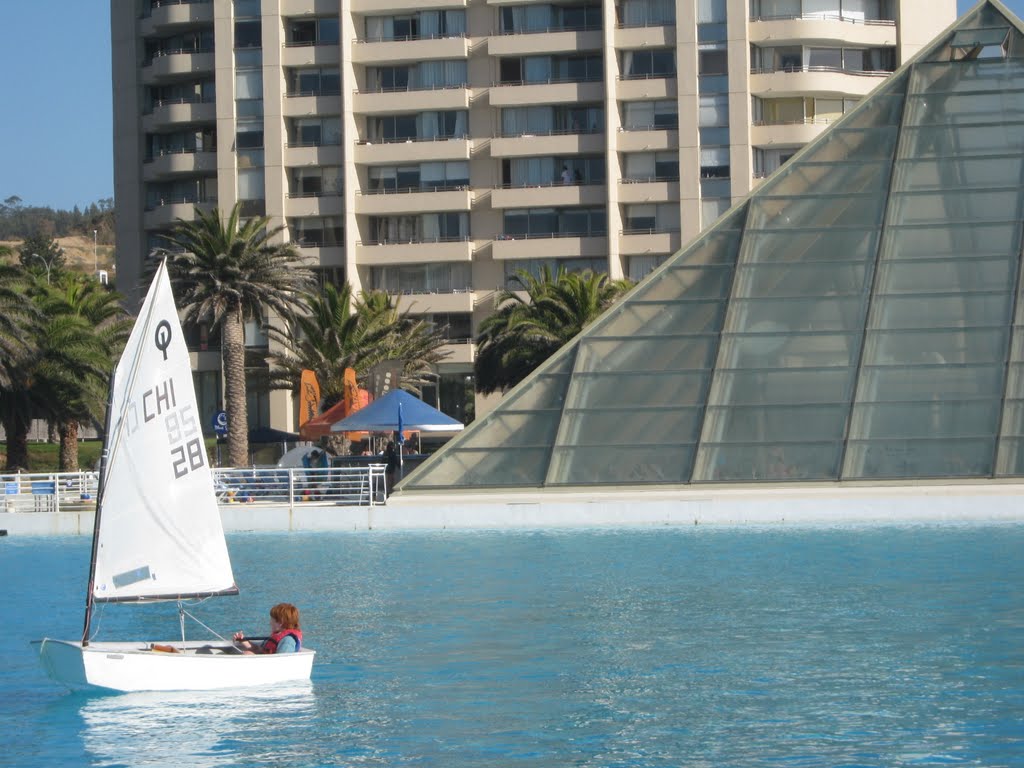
{"left": 330, "top": 389, "right": 464, "bottom": 479}
{"left": 329, "top": 389, "right": 464, "bottom": 433}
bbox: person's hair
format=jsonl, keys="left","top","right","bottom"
{"left": 270, "top": 602, "right": 300, "bottom": 630}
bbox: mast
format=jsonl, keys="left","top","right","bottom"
{"left": 81, "top": 369, "right": 117, "bottom": 646}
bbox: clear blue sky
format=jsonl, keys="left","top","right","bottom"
{"left": 0, "top": 0, "right": 1019, "bottom": 211}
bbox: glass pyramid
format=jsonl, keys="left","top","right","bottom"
{"left": 406, "top": 1, "right": 1024, "bottom": 490}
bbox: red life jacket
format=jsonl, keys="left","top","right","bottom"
{"left": 263, "top": 628, "right": 302, "bottom": 653}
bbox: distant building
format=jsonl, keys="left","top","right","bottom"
{"left": 111, "top": 0, "right": 953, "bottom": 434}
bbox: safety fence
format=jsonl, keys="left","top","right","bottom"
{"left": 1, "top": 465, "right": 388, "bottom": 514}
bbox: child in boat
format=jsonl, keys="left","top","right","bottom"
{"left": 233, "top": 602, "right": 303, "bottom": 653}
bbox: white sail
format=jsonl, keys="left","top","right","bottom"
{"left": 92, "top": 261, "right": 236, "bottom": 602}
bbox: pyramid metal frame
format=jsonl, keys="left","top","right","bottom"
{"left": 406, "top": 0, "right": 1024, "bottom": 491}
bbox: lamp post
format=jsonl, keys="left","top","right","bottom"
{"left": 93, "top": 229, "right": 98, "bottom": 274}
{"left": 30, "top": 253, "right": 52, "bottom": 285}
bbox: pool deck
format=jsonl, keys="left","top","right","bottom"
{"left": 3, "top": 481, "right": 1023, "bottom": 535}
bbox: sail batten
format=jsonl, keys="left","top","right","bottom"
{"left": 90, "top": 262, "right": 236, "bottom": 602}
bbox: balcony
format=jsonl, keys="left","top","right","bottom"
{"left": 293, "top": 244, "right": 344, "bottom": 266}
{"left": 394, "top": 291, "right": 475, "bottom": 315}
{"left": 488, "top": 80, "right": 604, "bottom": 107}
{"left": 492, "top": 234, "right": 608, "bottom": 261}
{"left": 490, "top": 182, "right": 605, "bottom": 210}
{"left": 435, "top": 338, "right": 474, "bottom": 365}
{"left": 280, "top": 0, "right": 339, "bottom": 15}
{"left": 355, "top": 187, "right": 472, "bottom": 216}
{"left": 490, "top": 131, "right": 605, "bottom": 158}
{"left": 350, "top": 35, "right": 468, "bottom": 65}
{"left": 617, "top": 230, "right": 681, "bottom": 255}
{"left": 350, "top": 0, "right": 467, "bottom": 11}
{"left": 355, "top": 238, "right": 474, "bottom": 265}
{"left": 617, "top": 179, "right": 679, "bottom": 204}
{"left": 281, "top": 43, "right": 340, "bottom": 69}
{"left": 616, "top": 128, "right": 679, "bottom": 153}
{"left": 750, "top": 120, "right": 832, "bottom": 146}
{"left": 285, "top": 194, "right": 344, "bottom": 218}
{"left": 143, "top": 149, "right": 216, "bottom": 180}
{"left": 749, "top": 67, "right": 888, "bottom": 98}
{"left": 352, "top": 86, "right": 469, "bottom": 114}
{"left": 284, "top": 143, "right": 343, "bottom": 167}
{"left": 139, "top": 0, "right": 213, "bottom": 36}
{"left": 143, "top": 199, "right": 215, "bottom": 229}
{"left": 283, "top": 92, "right": 343, "bottom": 117}
{"left": 144, "top": 99, "right": 216, "bottom": 130}
{"left": 614, "top": 25, "right": 674, "bottom": 50}
{"left": 353, "top": 136, "right": 470, "bottom": 165}
{"left": 488, "top": 29, "right": 601, "bottom": 57}
{"left": 749, "top": 16, "right": 896, "bottom": 48}
{"left": 142, "top": 50, "right": 214, "bottom": 81}
{"left": 614, "top": 76, "right": 676, "bottom": 102}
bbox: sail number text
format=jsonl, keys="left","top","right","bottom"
{"left": 126, "top": 377, "right": 205, "bottom": 479}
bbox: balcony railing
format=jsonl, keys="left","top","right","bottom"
{"left": 360, "top": 183, "right": 470, "bottom": 195}
{"left": 286, "top": 89, "right": 342, "bottom": 98}
{"left": 618, "top": 72, "right": 677, "bottom": 81}
{"left": 284, "top": 139, "right": 342, "bottom": 149}
{"left": 144, "top": 195, "right": 216, "bottom": 211}
{"left": 140, "top": 0, "right": 210, "bottom": 18}
{"left": 355, "top": 32, "right": 467, "bottom": 43}
{"left": 359, "top": 235, "right": 470, "bottom": 246}
{"left": 496, "top": 23, "right": 601, "bottom": 35}
{"left": 284, "top": 39, "right": 341, "bottom": 48}
{"left": 144, "top": 47, "right": 214, "bottom": 65}
{"left": 498, "top": 126, "right": 603, "bottom": 138}
{"left": 618, "top": 123, "right": 679, "bottom": 132}
{"left": 359, "top": 82, "right": 468, "bottom": 95}
{"left": 356, "top": 134, "right": 468, "bottom": 145}
{"left": 620, "top": 175, "right": 680, "bottom": 184}
{"left": 144, "top": 147, "right": 211, "bottom": 162}
{"left": 495, "top": 230, "right": 605, "bottom": 240}
{"left": 750, "top": 13, "right": 895, "bottom": 26}
{"left": 620, "top": 226, "right": 681, "bottom": 236}
{"left": 750, "top": 65, "right": 892, "bottom": 76}
{"left": 493, "top": 74, "right": 602, "bottom": 87}
{"left": 752, "top": 117, "right": 840, "bottom": 126}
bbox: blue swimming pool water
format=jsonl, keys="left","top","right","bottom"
{"left": 3, "top": 525, "right": 1023, "bottom": 767}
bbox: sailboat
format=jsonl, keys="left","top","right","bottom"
{"left": 34, "top": 260, "right": 315, "bottom": 692}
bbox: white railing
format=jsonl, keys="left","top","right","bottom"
{"left": 1, "top": 465, "right": 388, "bottom": 514}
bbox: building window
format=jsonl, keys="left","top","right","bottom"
{"left": 366, "top": 61, "right": 467, "bottom": 92}
{"left": 289, "top": 217, "right": 344, "bottom": 247}
{"left": 502, "top": 258, "right": 607, "bottom": 286}
{"left": 622, "top": 49, "right": 676, "bottom": 78}
{"left": 700, "top": 146, "right": 730, "bottom": 179}
{"left": 286, "top": 16, "right": 340, "bottom": 46}
{"left": 289, "top": 166, "right": 343, "bottom": 197}
{"left": 618, "top": 0, "right": 676, "bottom": 27}
{"left": 366, "top": 111, "right": 468, "bottom": 143}
{"left": 623, "top": 203, "right": 680, "bottom": 234}
{"left": 502, "top": 208, "right": 606, "bottom": 238}
{"left": 368, "top": 213, "right": 469, "bottom": 244}
{"left": 622, "top": 151, "right": 678, "bottom": 182}
{"left": 370, "top": 262, "right": 472, "bottom": 293}
{"left": 234, "top": 19, "right": 261, "bottom": 49}
{"left": 499, "top": 54, "right": 603, "bottom": 85}
{"left": 288, "top": 116, "right": 341, "bottom": 147}
{"left": 622, "top": 100, "right": 678, "bottom": 130}
{"left": 502, "top": 156, "right": 604, "bottom": 186}
{"left": 286, "top": 68, "right": 341, "bottom": 97}
{"left": 365, "top": 10, "right": 466, "bottom": 41}
{"left": 499, "top": 4, "right": 602, "bottom": 34}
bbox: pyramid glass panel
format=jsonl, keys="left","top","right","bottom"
{"left": 403, "top": 2, "right": 1024, "bottom": 493}
{"left": 845, "top": 57, "right": 1024, "bottom": 479}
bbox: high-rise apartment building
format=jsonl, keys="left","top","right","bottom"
{"left": 112, "top": 0, "right": 955, "bottom": 433}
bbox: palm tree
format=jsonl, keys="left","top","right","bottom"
{"left": 0, "top": 264, "right": 40, "bottom": 469}
{"left": 33, "top": 275, "right": 133, "bottom": 469}
{"left": 267, "top": 283, "right": 449, "bottom": 407}
{"left": 475, "top": 267, "right": 633, "bottom": 394}
{"left": 0, "top": 271, "right": 127, "bottom": 471}
{"left": 156, "top": 204, "right": 315, "bottom": 467}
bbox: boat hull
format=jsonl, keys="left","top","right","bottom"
{"left": 34, "top": 638, "right": 315, "bottom": 693}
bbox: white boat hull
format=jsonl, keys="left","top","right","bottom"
{"left": 34, "top": 638, "right": 315, "bottom": 693}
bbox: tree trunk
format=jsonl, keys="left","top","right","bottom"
{"left": 222, "top": 307, "right": 250, "bottom": 467}
{"left": 2, "top": 413, "right": 31, "bottom": 471}
{"left": 48, "top": 420, "right": 59, "bottom": 444}
{"left": 59, "top": 422, "right": 80, "bottom": 471}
